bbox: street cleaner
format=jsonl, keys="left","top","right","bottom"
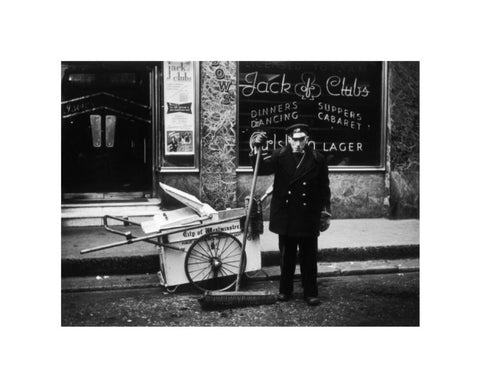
{"left": 250, "top": 123, "right": 332, "bottom": 306}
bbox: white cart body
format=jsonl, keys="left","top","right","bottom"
{"left": 155, "top": 208, "right": 262, "bottom": 287}
{"left": 139, "top": 183, "right": 263, "bottom": 288}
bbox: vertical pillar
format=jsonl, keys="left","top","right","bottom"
{"left": 199, "top": 61, "right": 237, "bottom": 210}
{"left": 388, "top": 61, "right": 420, "bottom": 218}
{"left": 384, "top": 63, "right": 392, "bottom": 217}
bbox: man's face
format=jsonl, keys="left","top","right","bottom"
{"left": 288, "top": 135, "right": 308, "bottom": 153}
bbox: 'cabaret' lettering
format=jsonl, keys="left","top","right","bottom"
{"left": 318, "top": 102, "right": 362, "bottom": 130}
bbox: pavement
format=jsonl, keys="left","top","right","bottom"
{"left": 62, "top": 272, "right": 420, "bottom": 326}
{"left": 62, "top": 218, "right": 419, "bottom": 291}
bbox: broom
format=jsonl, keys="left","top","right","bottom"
{"left": 198, "top": 147, "right": 277, "bottom": 309}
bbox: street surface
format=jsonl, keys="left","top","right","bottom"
{"left": 62, "top": 272, "right": 419, "bottom": 326}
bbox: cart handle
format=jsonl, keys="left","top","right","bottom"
{"left": 102, "top": 215, "right": 140, "bottom": 240}
{"left": 79, "top": 235, "right": 187, "bottom": 254}
{"left": 80, "top": 214, "right": 246, "bottom": 254}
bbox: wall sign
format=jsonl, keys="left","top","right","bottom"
{"left": 163, "top": 61, "right": 195, "bottom": 155}
{"left": 238, "top": 61, "right": 385, "bottom": 169}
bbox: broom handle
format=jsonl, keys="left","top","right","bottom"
{"left": 236, "top": 147, "right": 263, "bottom": 291}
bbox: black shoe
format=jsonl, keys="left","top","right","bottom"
{"left": 277, "top": 293, "right": 291, "bottom": 302}
{"left": 305, "top": 297, "right": 320, "bottom": 306}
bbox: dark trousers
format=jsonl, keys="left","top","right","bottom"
{"left": 278, "top": 235, "right": 318, "bottom": 298}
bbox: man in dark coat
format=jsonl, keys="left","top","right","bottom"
{"left": 251, "top": 123, "right": 331, "bottom": 305}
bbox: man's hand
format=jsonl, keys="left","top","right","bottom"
{"left": 252, "top": 132, "right": 268, "bottom": 148}
{"left": 319, "top": 211, "right": 331, "bottom": 232}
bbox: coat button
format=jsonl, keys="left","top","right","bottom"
{"left": 288, "top": 191, "right": 291, "bottom": 195}
{"left": 302, "top": 182, "right": 307, "bottom": 186}
{"left": 303, "top": 203, "right": 307, "bottom": 206}
{"left": 302, "top": 193, "right": 306, "bottom": 197}
{"left": 286, "top": 200, "right": 289, "bottom": 204}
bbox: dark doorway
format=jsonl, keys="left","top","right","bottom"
{"left": 61, "top": 62, "right": 154, "bottom": 199}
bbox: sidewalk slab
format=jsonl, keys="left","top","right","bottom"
{"left": 62, "top": 226, "right": 159, "bottom": 259}
{"left": 259, "top": 218, "right": 419, "bottom": 251}
{"left": 62, "top": 218, "right": 419, "bottom": 277}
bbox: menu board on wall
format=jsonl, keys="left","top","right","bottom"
{"left": 238, "top": 61, "right": 385, "bottom": 168}
{"left": 163, "top": 61, "right": 195, "bottom": 155}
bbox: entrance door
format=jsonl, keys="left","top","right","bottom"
{"left": 61, "top": 62, "right": 153, "bottom": 200}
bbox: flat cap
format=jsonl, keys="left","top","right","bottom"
{"left": 286, "top": 123, "right": 309, "bottom": 139}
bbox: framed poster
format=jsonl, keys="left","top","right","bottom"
{"left": 163, "top": 61, "right": 195, "bottom": 156}
{"left": 237, "top": 61, "right": 386, "bottom": 170}
{"left": 165, "top": 129, "right": 194, "bottom": 154}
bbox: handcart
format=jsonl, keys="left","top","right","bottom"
{"left": 81, "top": 183, "right": 269, "bottom": 293}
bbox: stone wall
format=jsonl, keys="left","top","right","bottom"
{"left": 330, "top": 172, "right": 386, "bottom": 218}
{"left": 238, "top": 172, "right": 386, "bottom": 220}
{"left": 388, "top": 62, "right": 420, "bottom": 218}
{"left": 199, "top": 61, "right": 238, "bottom": 210}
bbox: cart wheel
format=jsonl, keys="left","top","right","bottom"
{"left": 185, "top": 231, "right": 246, "bottom": 292}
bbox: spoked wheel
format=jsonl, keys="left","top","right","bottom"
{"left": 184, "top": 231, "right": 246, "bottom": 292}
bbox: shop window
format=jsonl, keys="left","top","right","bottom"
{"left": 237, "top": 61, "right": 386, "bottom": 171}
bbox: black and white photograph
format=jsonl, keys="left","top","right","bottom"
{"left": 61, "top": 60, "right": 420, "bottom": 327}
{"left": 3, "top": 1, "right": 480, "bottom": 387}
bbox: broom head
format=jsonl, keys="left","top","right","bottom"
{"left": 198, "top": 290, "right": 277, "bottom": 310}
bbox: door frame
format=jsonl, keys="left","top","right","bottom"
{"left": 61, "top": 62, "right": 158, "bottom": 202}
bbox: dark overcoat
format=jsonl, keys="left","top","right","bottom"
{"left": 251, "top": 144, "right": 331, "bottom": 237}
